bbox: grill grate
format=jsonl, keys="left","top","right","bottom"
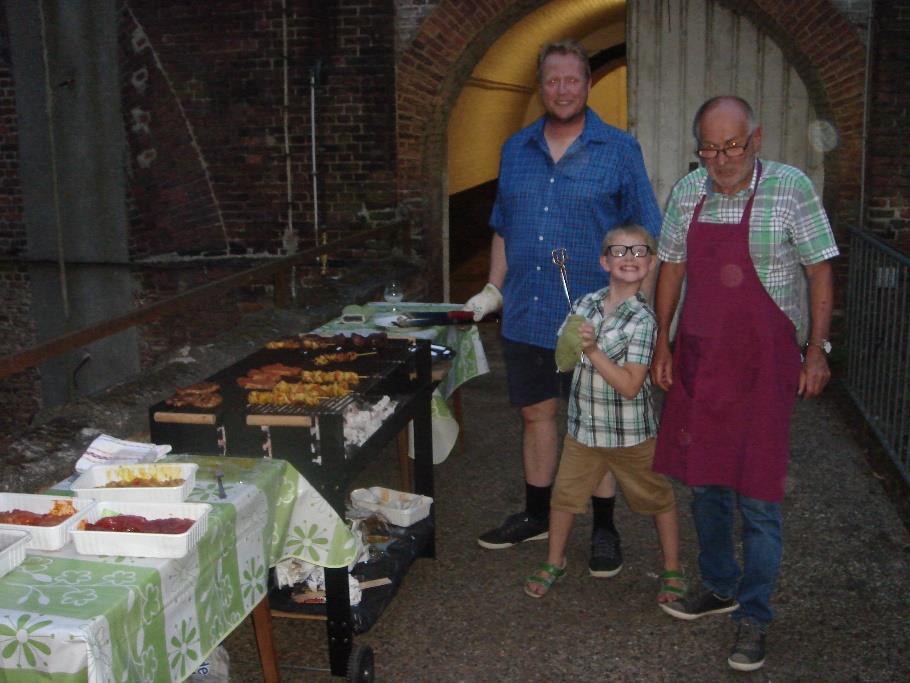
{"left": 248, "top": 394, "right": 356, "bottom": 416}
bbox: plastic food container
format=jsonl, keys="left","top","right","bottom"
{"left": 0, "top": 493, "right": 96, "bottom": 551}
{"left": 71, "top": 463, "right": 197, "bottom": 503}
{"left": 70, "top": 500, "right": 211, "bottom": 559}
{"left": 0, "top": 530, "right": 30, "bottom": 580}
{"left": 349, "top": 487, "right": 433, "bottom": 527}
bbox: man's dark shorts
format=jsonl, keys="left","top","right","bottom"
{"left": 501, "top": 336, "right": 572, "bottom": 407}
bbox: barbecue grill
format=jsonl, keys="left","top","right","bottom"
{"left": 149, "top": 335, "right": 436, "bottom": 679}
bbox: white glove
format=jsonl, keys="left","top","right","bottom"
{"left": 463, "top": 283, "right": 503, "bottom": 322}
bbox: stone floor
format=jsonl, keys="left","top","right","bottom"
{"left": 221, "top": 324, "right": 910, "bottom": 682}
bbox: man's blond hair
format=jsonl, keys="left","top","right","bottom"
{"left": 537, "top": 39, "right": 591, "bottom": 85}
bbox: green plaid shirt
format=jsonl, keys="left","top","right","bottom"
{"left": 658, "top": 159, "right": 839, "bottom": 341}
{"left": 564, "top": 288, "right": 658, "bottom": 447}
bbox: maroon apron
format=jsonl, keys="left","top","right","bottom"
{"left": 653, "top": 164, "right": 801, "bottom": 502}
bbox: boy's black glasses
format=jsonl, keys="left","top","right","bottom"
{"left": 606, "top": 244, "right": 651, "bottom": 258}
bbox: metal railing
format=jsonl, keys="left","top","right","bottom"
{"left": 0, "top": 222, "right": 406, "bottom": 382}
{"left": 843, "top": 227, "right": 910, "bottom": 485}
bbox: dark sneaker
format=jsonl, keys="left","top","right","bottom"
{"left": 728, "top": 618, "right": 766, "bottom": 671}
{"left": 588, "top": 527, "right": 623, "bottom": 577}
{"left": 659, "top": 588, "right": 738, "bottom": 620}
{"left": 477, "top": 512, "right": 548, "bottom": 549}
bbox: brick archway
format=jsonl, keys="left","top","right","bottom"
{"left": 396, "top": 0, "right": 866, "bottom": 293}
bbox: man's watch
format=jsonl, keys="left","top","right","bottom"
{"left": 805, "top": 339, "right": 832, "bottom": 355}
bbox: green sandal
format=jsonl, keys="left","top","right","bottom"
{"left": 657, "top": 570, "right": 687, "bottom": 604}
{"left": 524, "top": 561, "right": 567, "bottom": 598}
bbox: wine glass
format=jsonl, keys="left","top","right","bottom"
{"left": 383, "top": 279, "right": 404, "bottom": 311}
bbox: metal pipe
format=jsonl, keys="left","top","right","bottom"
{"left": 38, "top": 0, "right": 69, "bottom": 319}
{"left": 311, "top": 64, "right": 319, "bottom": 248}
{"left": 859, "top": 2, "right": 875, "bottom": 227}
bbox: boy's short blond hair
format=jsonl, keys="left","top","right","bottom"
{"left": 601, "top": 224, "right": 656, "bottom": 256}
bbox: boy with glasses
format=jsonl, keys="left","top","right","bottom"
{"left": 523, "top": 224, "right": 684, "bottom": 607}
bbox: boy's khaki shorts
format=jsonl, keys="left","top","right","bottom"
{"left": 551, "top": 435, "right": 675, "bottom": 516}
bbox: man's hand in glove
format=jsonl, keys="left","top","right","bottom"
{"left": 555, "top": 314, "right": 588, "bottom": 372}
{"left": 463, "top": 283, "right": 503, "bottom": 322}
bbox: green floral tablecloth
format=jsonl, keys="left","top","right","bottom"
{"left": 0, "top": 455, "right": 355, "bottom": 683}
{"left": 318, "top": 302, "right": 490, "bottom": 463}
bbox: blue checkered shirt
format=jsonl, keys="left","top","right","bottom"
{"left": 490, "top": 108, "right": 662, "bottom": 349}
{"left": 564, "top": 288, "right": 658, "bottom": 447}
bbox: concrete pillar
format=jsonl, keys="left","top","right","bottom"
{"left": 6, "top": 0, "right": 138, "bottom": 407}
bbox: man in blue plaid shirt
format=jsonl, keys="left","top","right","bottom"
{"left": 465, "top": 40, "right": 661, "bottom": 576}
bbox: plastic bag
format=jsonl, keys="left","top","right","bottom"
{"left": 187, "top": 645, "right": 229, "bottom": 682}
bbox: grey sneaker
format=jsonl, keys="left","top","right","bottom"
{"left": 659, "top": 588, "right": 738, "bottom": 620}
{"left": 728, "top": 618, "right": 766, "bottom": 671}
{"left": 588, "top": 528, "right": 623, "bottom": 577}
{"left": 477, "top": 512, "right": 548, "bottom": 549}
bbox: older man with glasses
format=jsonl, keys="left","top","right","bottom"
{"left": 650, "top": 96, "right": 839, "bottom": 671}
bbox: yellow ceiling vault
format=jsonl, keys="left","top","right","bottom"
{"left": 447, "top": 0, "right": 627, "bottom": 195}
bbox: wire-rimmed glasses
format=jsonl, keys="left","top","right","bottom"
{"left": 696, "top": 132, "right": 754, "bottom": 159}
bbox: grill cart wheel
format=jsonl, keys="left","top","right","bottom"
{"left": 346, "top": 644, "right": 375, "bottom": 683}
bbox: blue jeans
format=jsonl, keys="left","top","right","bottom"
{"left": 691, "top": 486, "right": 782, "bottom": 626}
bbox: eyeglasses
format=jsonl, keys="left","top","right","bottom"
{"left": 605, "top": 244, "right": 651, "bottom": 258}
{"left": 696, "top": 133, "right": 754, "bottom": 159}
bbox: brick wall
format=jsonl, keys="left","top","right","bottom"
{"left": 120, "top": 0, "right": 397, "bottom": 262}
{"left": 118, "top": 0, "right": 399, "bottom": 372}
{"left": 831, "top": 0, "right": 872, "bottom": 35}
{"left": 315, "top": 0, "right": 397, "bottom": 226}
{"left": 0, "top": 61, "right": 24, "bottom": 259}
{"left": 394, "top": 0, "right": 439, "bottom": 57}
{"left": 0, "top": 264, "right": 39, "bottom": 440}
{"left": 0, "top": 8, "right": 40, "bottom": 438}
{"left": 865, "top": 0, "right": 910, "bottom": 251}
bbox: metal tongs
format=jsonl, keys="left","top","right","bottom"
{"left": 551, "top": 247, "right": 572, "bottom": 310}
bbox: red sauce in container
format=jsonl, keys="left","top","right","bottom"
{"left": 83, "top": 514, "right": 194, "bottom": 534}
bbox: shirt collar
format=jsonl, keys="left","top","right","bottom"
{"left": 527, "top": 107, "right": 608, "bottom": 150}
{"left": 594, "top": 287, "right": 646, "bottom": 316}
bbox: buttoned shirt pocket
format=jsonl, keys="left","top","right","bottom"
{"left": 598, "top": 326, "right": 629, "bottom": 363}
{"left": 560, "top": 158, "right": 622, "bottom": 216}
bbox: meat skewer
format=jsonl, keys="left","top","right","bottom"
{"left": 312, "top": 351, "right": 377, "bottom": 366}
{"left": 247, "top": 380, "right": 355, "bottom": 406}
{"left": 300, "top": 370, "right": 360, "bottom": 384}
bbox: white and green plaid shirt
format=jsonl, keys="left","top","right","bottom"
{"left": 564, "top": 288, "right": 658, "bottom": 448}
{"left": 658, "top": 159, "right": 839, "bottom": 341}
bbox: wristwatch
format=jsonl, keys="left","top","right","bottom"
{"left": 805, "top": 339, "right": 832, "bottom": 355}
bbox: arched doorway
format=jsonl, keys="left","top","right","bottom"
{"left": 446, "top": 2, "right": 628, "bottom": 302}
{"left": 396, "top": 0, "right": 865, "bottom": 301}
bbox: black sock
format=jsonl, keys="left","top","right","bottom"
{"left": 591, "top": 495, "right": 617, "bottom": 534}
{"left": 526, "top": 483, "right": 551, "bottom": 522}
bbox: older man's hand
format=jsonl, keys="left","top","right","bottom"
{"left": 463, "top": 283, "right": 502, "bottom": 322}
{"left": 650, "top": 338, "right": 674, "bottom": 391}
{"left": 798, "top": 346, "right": 831, "bottom": 398}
